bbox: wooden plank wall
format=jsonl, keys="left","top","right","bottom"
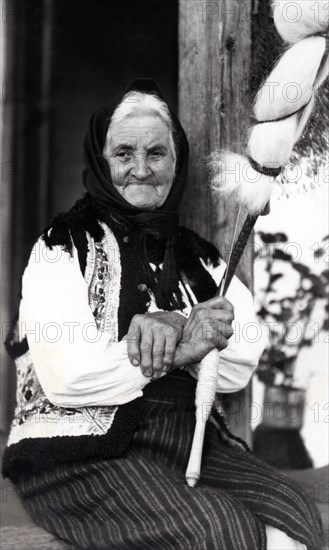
{"left": 178, "top": 0, "right": 254, "bottom": 443}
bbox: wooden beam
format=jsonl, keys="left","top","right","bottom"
{"left": 178, "top": 0, "right": 253, "bottom": 443}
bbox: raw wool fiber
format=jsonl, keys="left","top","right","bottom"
{"left": 209, "top": 0, "right": 328, "bottom": 213}
{"left": 251, "top": 0, "right": 329, "bottom": 177}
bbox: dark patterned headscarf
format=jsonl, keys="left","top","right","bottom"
{"left": 43, "top": 79, "right": 219, "bottom": 311}
{"left": 83, "top": 78, "right": 189, "bottom": 217}
{"left": 82, "top": 78, "right": 189, "bottom": 309}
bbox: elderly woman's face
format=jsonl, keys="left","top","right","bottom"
{"left": 105, "top": 114, "right": 176, "bottom": 209}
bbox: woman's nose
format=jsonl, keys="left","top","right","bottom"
{"left": 131, "top": 156, "right": 150, "bottom": 180}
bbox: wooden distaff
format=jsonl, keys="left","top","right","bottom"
{"left": 185, "top": 212, "right": 259, "bottom": 487}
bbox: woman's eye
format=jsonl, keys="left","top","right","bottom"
{"left": 149, "top": 151, "right": 164, "bottom": 158}
{"left": 116, "top": 151, "right": 132, "bottom": 160}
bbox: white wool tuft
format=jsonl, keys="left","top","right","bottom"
{"left": 254, "top": 37, "right": 326, "bottom": 121}
{"left": 208, "top": 152, "right": 275, "bottom": 215}
{"left": 208, "top": 0, "right": 328, "bottom": 214}
{"left": 272, "top": 0, "right": 328, "bottom": 43}
{"left": 248, "top": 116, "right": 298, "bottom": 166}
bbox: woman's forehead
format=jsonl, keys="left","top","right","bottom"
{"left": 108, "top": 114, "right": 171, "bottom": 148}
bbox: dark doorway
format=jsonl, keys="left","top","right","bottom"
{"left": 2, "top": 0, "right": 178, "bottom": 427}
{"left": 49, "top": 0, "right": 178, "bottom": 215}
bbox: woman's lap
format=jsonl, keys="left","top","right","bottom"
{"left": 198, "top": 429, "right": 321, "bottom": 546}
{"left": 17, "top": 452, "right": 266, "bottom": 550}
{"left": 131, "top": 401, "right": 322, "bottom": 548}
{"left": 14, "top": 401, "right": 323, "bottom": 550}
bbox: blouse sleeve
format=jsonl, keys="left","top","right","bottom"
{"left": 186, "top": 260, "right": 269, "bottom": 393}
{"left": 19, "top": 238, "right": 151, "bottom": 408}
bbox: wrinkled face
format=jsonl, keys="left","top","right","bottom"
{"left": 105, "top": 114, "right": 176, "bottom": 209}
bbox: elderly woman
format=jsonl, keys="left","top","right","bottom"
{"left": 3, "top": 80, "right": 322, "bottom": 550}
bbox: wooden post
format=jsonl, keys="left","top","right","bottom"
{"left": 178, "top": 0, "right": 253, "bottom": 443}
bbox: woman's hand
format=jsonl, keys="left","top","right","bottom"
{"left": 127, "top": 312, "right": 187, "bottom": 379}
{"left": 173, "top": 296, "right": 234, "bottom": 368}
{"left": 127, "top": 297, "right": 234, "bottom": 379}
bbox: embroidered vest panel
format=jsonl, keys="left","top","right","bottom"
{"left": 2, "top": 221, "right": 224, "bottom": 478}
{"left": 5, "top": 224, "right": 124, "bottom": 448}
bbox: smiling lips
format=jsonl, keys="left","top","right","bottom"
{"left": 126, "top": 180, "right": 157, "bottom": 186}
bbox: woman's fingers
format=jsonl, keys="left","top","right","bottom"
{"left": 184, "top": 304, "right": 234, "bottom": 337}
{"left": 201, "top": 296, "right": 234, "bottom": 314}
{"left": 151, "top": 332, "right": 167, "bottom": 379}
{"left": 128, "top": 307, "right": 235, "bottom": 374}
{"left": 139, "top": 330, "right": 154, "bottom": 377}
{"left": 149, "top": 329, "right": 179, "bottom": 379}
{"left": 216, "top": 335, "right": 229, "bottom": 352}
{"left": 202, "top": 320, "right": 233, "bottom": 345}
{"left": 211, "top": 309, "right": 235, "bottom": 324}
{"left": 203, "top": 322, "right": 229, "bottom": 350}
{"left": 127, "top": 315, "right": 155, "bottom": 376}
{"left": 163, "top": 333, "right": 177, "bottom": 373}
{"left": 127, "top": 321, "right": 141, "bottom": 366}
{"left": 202, "top": 319, "right": 234, "bottom": 341}
{"left": 220, "top": 321, "right": 234, "bottom": 339}
{"left": 128, "top": 311, "right": 203, "bottom": 378}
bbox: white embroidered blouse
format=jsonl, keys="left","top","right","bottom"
{"left": 17, "top": 223, "right": 268, "bottom": 410}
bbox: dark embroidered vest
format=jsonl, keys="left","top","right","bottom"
{"left": 2, "top": 219, "right": 223, "bottom": 480}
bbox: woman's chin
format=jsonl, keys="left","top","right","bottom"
{"left": 124, "top": 191, "right": 161, "bottom": 209}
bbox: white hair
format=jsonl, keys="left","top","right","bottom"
{"left": 209, "top": 0, "right": 329, "bottom": 214}
{"left": 103, "top": 91, "right": 177, "bottom": 164}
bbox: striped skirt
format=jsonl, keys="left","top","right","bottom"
{"left": 14, "top": 380, "right": 322, "bottom": 550}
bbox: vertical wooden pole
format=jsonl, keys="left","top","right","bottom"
{"left": 178, "top": 0, "right": 253, "bottom": 443}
